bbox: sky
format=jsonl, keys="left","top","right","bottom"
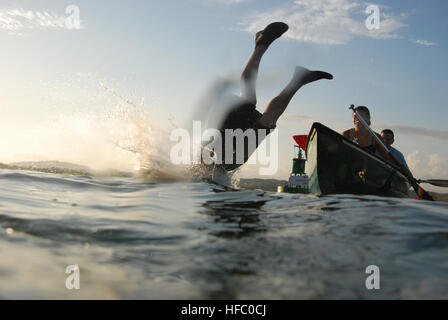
{"left": 0, "top": 0, "right": 447, "bottom": 185}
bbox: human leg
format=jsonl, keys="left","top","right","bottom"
{"left": 258, "top": 66, "right": 333, "bottom": 128}
{"left": 240, "top": 46, "right": 266, "bottom": 105}
{"left": 240, "top": 22, "right": 289, "bottom": 105}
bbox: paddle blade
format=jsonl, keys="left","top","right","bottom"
{"left": 293, "top": 135, "right": 308, "bottom": 151}
{"left": 422, "top": 180, "right": 448, "bottom": 187}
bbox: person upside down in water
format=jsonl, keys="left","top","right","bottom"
{"left": 210, "top": 22, "right": 333, "bottom": 172}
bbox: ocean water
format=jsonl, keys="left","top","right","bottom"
{"left": 1, "top": 83, "right": 447, "bottom": 300}
{"left": 1, "top": 164, "right": 448, "bottom": 299}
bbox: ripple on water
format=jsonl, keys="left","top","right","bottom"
{"left": 1, "top": 170, "right": 448, "bottom": 299}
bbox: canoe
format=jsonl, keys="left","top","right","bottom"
{"left": 305, "top": 123, "right": 411, "bottom": 198}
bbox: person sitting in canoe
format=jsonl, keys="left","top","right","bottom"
{"left": 380, "top": 128, "right": 416, "bottom": 180}
{"left": 380, "top": 129, "right": 410, "bottom": 171}
{"left": 342, "top": 106, "right": 416, "bottom": 172}
{"left": 213, "top": 22, "right": 333, "bottom": 171}
{"left": 342, "top": 106, "right": 387, "bottom": 156}
{"left": 342, "top": 107, "right": 411, "bottom": 168}
{"left": 342, "top": 106, "right": 434, "bottom": 199}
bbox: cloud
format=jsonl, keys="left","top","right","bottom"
{"left": 239, "top": 0, "right": 407, "bottom": 45}
{"left": 0, "top": 8, "right": 76, "bottom": 33}
{"left": 375, "top": 124, "right": 448, "bottom": 141}
{"left": 414, "top": 39, "right": 437, "bottom": 46}
{"left": 407, "top": 151, "right": 448, "bottom": 179}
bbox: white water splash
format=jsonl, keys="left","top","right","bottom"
{"left": 0, "top": 74, "right": 238, "bottom": 185}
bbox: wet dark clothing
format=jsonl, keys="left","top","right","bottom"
{"left": 213, "top": 101, "right": 275, "bottom": 171}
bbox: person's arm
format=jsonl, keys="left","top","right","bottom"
{"left": 375, "top": 140, "right": 414, "bottom": 178}
{"left": 377, "top": 138, "right": 433, "bottom": 200}
{"left": 342, "top": 128, "right": 353, "bottom": 139}
{"left": 397, "top": 151, "right": 410, "bottom": 171}
{"left": 373, "top": 133, "right": 392, "bottom": 160}
{"left": 396, "top": 150, "right": 413, "bottom": 178}
{"left": 374, "top": 138, "right": 394, "bottom": 162}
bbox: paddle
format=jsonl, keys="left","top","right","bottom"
{"left": 348, "top": 105, "right": 434, "bottom": 201}
{"left": 417, "top": 180, "right": 448, "bottom": 188}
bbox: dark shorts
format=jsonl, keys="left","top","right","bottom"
{"left": 214, "top": 101, "right": 276, "bottom": 171}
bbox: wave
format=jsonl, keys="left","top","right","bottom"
{"left": 0, "top": 159, "right": 238, "bottom": 188}
{"left": 0, "top": 161, "right": 133, "bottom": 177}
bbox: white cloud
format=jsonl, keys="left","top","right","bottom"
{"left": 414, "top": 39, "right": 437, "bottom": 46}
{"left": 407, "top": 151, "right": 448, "bottom": 179}
{"left": 0, "top": 8, "right": 74, "bottom": 33}
{"left": 239, "top": 0, "right": 407, "bottom": 45}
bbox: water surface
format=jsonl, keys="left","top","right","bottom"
{"left": 1, "top": 168, "right": 448, "bottom": 299}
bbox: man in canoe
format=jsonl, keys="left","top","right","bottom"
{"left": 381, "top": 129, "right": 410, "bottom": 171}
{"left": 342, "top": 106, "right": 384, "bottom": 154}
{"left": 342, "top": 106, "right": 398, "bottom": 161}
{"left": 213, "top": 22, "right": 333, "bottom": 171}
{"left": 342, "top": 106, "right": 409, "bottom": 168}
